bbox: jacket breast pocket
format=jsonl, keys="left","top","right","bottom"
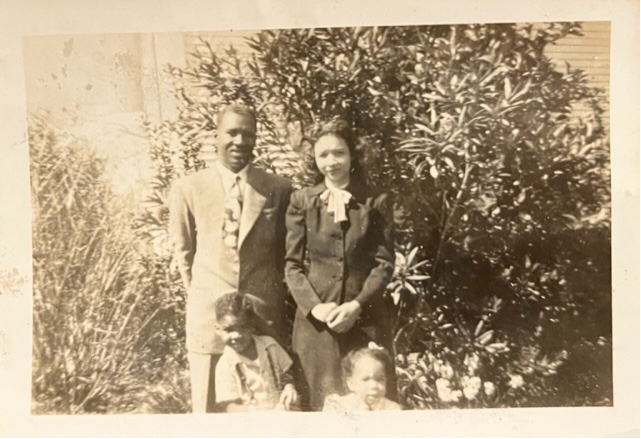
{"left": 261, "top": 207, "right": 278, "bottom": 220}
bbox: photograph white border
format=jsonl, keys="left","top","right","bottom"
{"left": 0, "top": 0, "right": 638, "bottom": 436}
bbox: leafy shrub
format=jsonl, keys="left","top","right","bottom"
{"left": 30, "top": 114, "right": 189, "bottom": 414}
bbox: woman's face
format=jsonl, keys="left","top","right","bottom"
{"left": 314, "top": 134, "right": 352, "bottom": 186}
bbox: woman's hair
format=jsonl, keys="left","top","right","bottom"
{"left": 214, "top": 292, "right": 256, "bottom": 325}
{"left": 342, "top": 346, "right": 393, "bottom": 379}
{"left": 301, "top": 117, "right": 366, "bottom": 185}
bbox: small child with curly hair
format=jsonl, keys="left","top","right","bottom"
{"left": 322, "top": 344, "right": 401, "bottom": 412}
{"left": 213, "top": 292, "right": 298, "bottom": 412}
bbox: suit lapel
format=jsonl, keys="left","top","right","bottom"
{"left": 307, "top": 182, "right": 327, "bottom": 232}
{"left": 208, "top": 165, "right": 224, "bottom": 202}
{"left": 345, "top": 180, "right": 370, "bottom": 247}
{"left": 238, "top": 166, "right": 267, "bottom": 249}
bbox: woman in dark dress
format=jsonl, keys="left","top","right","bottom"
{"left": 284, "top": 118, "right": 396, "bottom": 411}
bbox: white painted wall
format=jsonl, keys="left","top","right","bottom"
{"left": 23, "top": 33, "right": 186, "bottom": 195}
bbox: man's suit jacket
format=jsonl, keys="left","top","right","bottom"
{"left": 169, "top": 163, "right": 293, "bottom": 354}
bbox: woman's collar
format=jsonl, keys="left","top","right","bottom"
{"left": 324, "top": 178, "right": 349, "bottom": 191}
{"left": 314, "top": 177, "right": 362, "bottom": 191}
{"left": 309, "top": 181, "right": 327, "bottom": 196}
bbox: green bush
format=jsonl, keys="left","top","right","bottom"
{"left": 30, "top": 114, "right": 189, "bottom": 414}
{"left": 146, "top": 22, "right": 610, "bottom": 409}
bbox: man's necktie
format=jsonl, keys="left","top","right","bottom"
{"left": 222, "top": 176, "right": 242, "bottom": 252}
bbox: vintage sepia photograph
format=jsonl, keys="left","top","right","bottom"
{"left": 24, "top": 22, "right": 614, "bottom": 416}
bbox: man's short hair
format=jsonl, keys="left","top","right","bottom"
{"left": 216, "top": 104, "right": 257, "bottom": 127}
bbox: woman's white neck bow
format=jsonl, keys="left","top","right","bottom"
{"left": 320, "top": 180, "right": 352, "bottom": 223}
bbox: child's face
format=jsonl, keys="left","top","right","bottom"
{"left": 216, "top": 314, "right": 253, "bottom": 355}
{"left": 346, "top": 356, "right": 387, "bottom": 407}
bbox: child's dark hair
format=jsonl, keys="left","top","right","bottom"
{"left": 214, "top": 292, "right": 256, "bottom": 325}
{"left": 342, "top": 346, "right": 393, "bottom": 379}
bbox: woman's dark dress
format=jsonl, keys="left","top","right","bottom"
{"left": 284, "top": 180, "right": 395, "bottom": 410}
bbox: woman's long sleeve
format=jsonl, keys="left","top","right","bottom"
{"left": 353, "top": 192, "right": 396, "bottom": 307}
{"left": 284, "top": 190, "right": 323, "bottom": 317}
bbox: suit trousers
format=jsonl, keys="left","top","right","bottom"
{"left": 187, "top": 352, "right": 222, "bottom": 413}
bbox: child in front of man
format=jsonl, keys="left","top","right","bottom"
{"left": 323, "top": 344, "right": 402, "bottom": 412}
{"left": 213, "top": 292, "right": 298, "bottom": 412}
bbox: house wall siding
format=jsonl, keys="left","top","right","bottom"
{"left": 183, "top": 22, "right": 610, "bottom": 132}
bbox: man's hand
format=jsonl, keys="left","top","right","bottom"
{"left": 311, "top": 302, "right": 339, "bottom": 322}
{"left": 278, "top": 383, "right": 299, "bottom": 411}
{"left": 326, "top": 301, "right": 361, "bottom": 333}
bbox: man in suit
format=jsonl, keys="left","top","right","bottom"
{"left": 169, "top": 104, "right": 293, "bottom": 413}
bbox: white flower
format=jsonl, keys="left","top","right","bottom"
{"left": 436, "top": 378, "right": 463, "bottom": 403}
{"left": 484, "top": 381, "right": 496, "bottom": 397}
{"left": 433, "top": 358, "right": 444, "bottom": 374}
{"left": 439, "top": 362, "right": 454, "bottom": 380}
{"left": 435, "top": 378, "right": 452, "bottom": 402}
{"left": 461, "top": 376, "right": 482, "bottom": 400}
{"left": 508, "top": 374, "right": 524, "bottom": 389}
{"left": 435, "top": 378, "right": 449, "bottom": 391}
{"left": 464, "top": 353, "right": 480, "bottom": 375}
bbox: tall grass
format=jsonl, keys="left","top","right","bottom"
{"left": 30, "top": 114, "right": 189, "bottom": 414}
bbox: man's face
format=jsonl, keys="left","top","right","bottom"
{"left": 216, "top": 111, "right": 256, "bottom": 173}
